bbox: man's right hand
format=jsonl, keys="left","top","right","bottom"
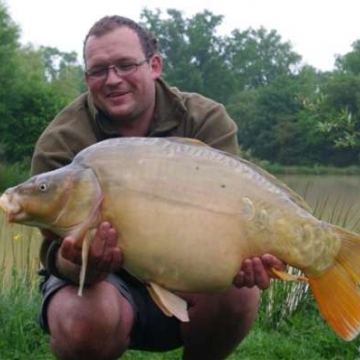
{"left": 59, "top": 222, "right": 123, "bottom": 284}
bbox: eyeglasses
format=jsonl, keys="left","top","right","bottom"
{"left": 86, "top": 58, "right": 148, "bottom": 79}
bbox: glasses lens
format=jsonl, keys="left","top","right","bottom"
{"left": 114, "top": 63, "right": 137, "bottom": 76}
{"left": 87, "top": 59, "right": 147, "bottom": 79}
{"left": 88, "top": 67, "right": 107, "bottom": 78}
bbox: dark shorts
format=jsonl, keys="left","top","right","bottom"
{"left": 38, "top": 270, "right": 183, "bottom": 351}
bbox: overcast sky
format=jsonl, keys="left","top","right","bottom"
{"left": 6, "top": 0, "right": 360, "bottom": 70}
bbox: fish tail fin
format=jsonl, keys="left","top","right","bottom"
{"left": 308, "top": 225, "right": 360, "bottom": 341}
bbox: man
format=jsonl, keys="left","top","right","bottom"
{"left": 32, "top": 15, "right": 284, "bottom": 360}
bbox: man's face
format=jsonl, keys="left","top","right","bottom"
{"left": 84, "top": 27, "right": 162, "bottom": 123}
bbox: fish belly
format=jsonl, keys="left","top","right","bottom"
{"left": 101, "top": 188, "right": 341, "bottom": 292}
{"left": 103, "top": 192, "right": 247, "bottom": 293}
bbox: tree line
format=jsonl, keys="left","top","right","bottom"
{"left": 1, "top": 2, "right": 360, "bottom": 166}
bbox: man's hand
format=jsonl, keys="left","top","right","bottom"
{"left": 59, "top": 222, "right": 123, "bottom": 283}
{"left": 233, "top": 254, "right": 286, "bottom": 290}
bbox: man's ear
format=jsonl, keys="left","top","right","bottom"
{"left": 150, "top": 54, "right": 163, "bottom": 79}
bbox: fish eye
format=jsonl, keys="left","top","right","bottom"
{"left": 38, "top": 182, "right": 48, "bottom": 192}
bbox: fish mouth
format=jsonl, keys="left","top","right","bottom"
{"left": 0, "top": 192, "right": 23, "bottom": 222}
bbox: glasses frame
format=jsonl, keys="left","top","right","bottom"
{"left": 86, "top": 58, "right": 149, "bottom": 80}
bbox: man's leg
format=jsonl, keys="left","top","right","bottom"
{"left": 48, "top": 281, "right": 135, "bottom": 360}
{"left": 180, "top": 286, "right": 260, "bottom": 360}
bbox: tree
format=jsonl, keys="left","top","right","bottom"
{"left": 335, "top": 40, "right": 360, "bottom": 75}
{"left": 226, "top": 27, "right": 302, "bottom": 91}
{"left": 308, "top": 72, "right": 360, "bottom": 165}
{"left": 0, "top": 0, "right": 20, "bottom": 119}
{"left": 229, "top": 68, "right": 324, "bottom": 165}
{"left": 141, "top": 8, "right": 235, "bottom": 103}
{"left": 39, "top": 46, "right": 86, "bottom": 98}
{"left": 141, "top": 8, "right": 304, "bottom": 107}
{"left": 0, "top": 1, "right": 85, "bottom": 162}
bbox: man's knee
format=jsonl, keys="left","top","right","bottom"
{"left": 226, "top": 286, "right": 260, "bottom": 320}
{"left": 180, "top": 287, "right": 260, "bottom": 359}
{"left": 48, "top": 283, "right": 134, "bottom": 359}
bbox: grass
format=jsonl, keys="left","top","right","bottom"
{"left": 1, "top": 282, "right": 358, "bottom": 360}
{"left": 0, "top": 214, "right": 49, "bottom": 359}
{"left": 0, "top": 270, "right": 50, "bottom": 360}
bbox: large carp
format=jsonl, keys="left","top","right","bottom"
{"left": 1, "top": 137, "right": 360, "bottom": 341}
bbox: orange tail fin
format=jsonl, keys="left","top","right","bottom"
{"left": 309, "top": 225, "right": 360, "bottom": 341}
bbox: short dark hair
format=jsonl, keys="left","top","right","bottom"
{"left": 83, "top": 15, "right": 158, "bottom": 63}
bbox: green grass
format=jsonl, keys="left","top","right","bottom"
{"left": 122, "top": 310, "right": 360, "bottom": 359}
{"left": 1, "top": 275, "right": 359, "bottom": 360}
{"left": 0, "top": 269, "right": 50, "bottom": 360}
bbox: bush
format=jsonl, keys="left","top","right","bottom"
{"left": 0, "top": 161, "right": 30, "bottom": 191}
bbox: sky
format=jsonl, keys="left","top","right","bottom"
{"left": 6, "top": 0, "right": 360, "bottom": 71}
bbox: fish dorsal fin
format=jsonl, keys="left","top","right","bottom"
{"left": 168, "top": 137, "right": 208, "bottom": 147}
{"left": 147, "top": 282, "right": 189, "bottom": 322}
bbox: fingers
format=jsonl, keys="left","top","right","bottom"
{"left": 90, "top": 222, "right": 113, "bottom": 259}
{"left": 93, "top": 224, "right": 122, "bottom": 273}
{"left": 233, "top": 254, "right": 286, "bottom": 290}
{"left": 252, "top": 257, "right": 271, "bottom": 289}
{"left": 60, "top": 222, "right": 123, "bottom": 274}
{"left": 61, "top": 237, "right": 82, "bottom": 264}
{"left": 261, "top": 253, "right": 286, "bottom": 273}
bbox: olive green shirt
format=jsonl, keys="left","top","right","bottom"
{"left": 31, "top": 78, "right": 239, "bottom": 271}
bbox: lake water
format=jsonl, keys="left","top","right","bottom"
{"left": 280, "top": 174, "right": 360, "bottom": 231}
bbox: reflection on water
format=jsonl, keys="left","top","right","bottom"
{"left": 279, "top": 174, "right": 360, "bottom": 232}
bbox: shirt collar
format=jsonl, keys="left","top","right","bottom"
{"left": 149, "top": 78, "right": 186, "bottom": 136}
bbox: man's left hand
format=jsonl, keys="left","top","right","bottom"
{"left": 233, "top": 254, "right": 286, "bottom": 290}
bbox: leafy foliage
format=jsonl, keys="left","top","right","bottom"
{"left": 0, "top": 1, "right": 85, "bottom": 163}
{"left": 227, "top": 27, "right": 301, "bottom": 90}
{"left": 141, "top": 9, "right": 234, "bottom": 104}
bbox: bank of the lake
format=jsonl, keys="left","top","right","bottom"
{"left": 260, "top": 162, "right": 360, "bottom": 176}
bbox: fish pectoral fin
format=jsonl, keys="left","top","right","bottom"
{"left": 78, "top": 228, "right": 97, "bottom": 297}
{"left": 147, "top": 282, "right": 189, "bottom": 322}
{"left": 270, "top": 268, "right": 308, "bottom": 282}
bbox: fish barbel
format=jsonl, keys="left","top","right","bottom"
{"left": 1, "top": 137, "right": 360, "bottom": 340}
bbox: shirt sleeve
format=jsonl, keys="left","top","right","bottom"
{"left": 31, "top": 95, "right": 98, "bottom": 176}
